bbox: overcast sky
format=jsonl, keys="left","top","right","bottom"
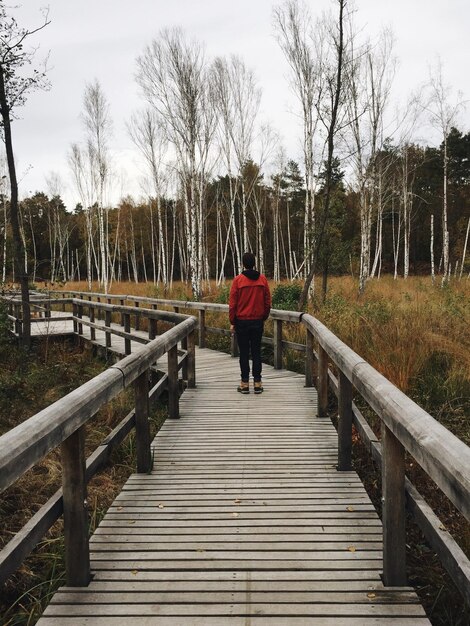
{"left": 8, "top": 0, "right": 470, "bottom": 210}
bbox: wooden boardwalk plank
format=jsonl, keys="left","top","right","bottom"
{"left": 38, "top": 346, "right": 429, "bottom": 624}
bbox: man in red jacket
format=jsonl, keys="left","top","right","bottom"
{"left": 229, "top": 252, "right": 271, "bottom": 394}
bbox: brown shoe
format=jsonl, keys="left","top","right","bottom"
{"left": 237, "top": 381, "right": 250, "bottom": 394}
{"left": 254, "top": 381, "right": 263, "bottom": 394}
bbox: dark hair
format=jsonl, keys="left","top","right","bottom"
{"left": 242, "top": 252, "right": 256, "bottom": 270}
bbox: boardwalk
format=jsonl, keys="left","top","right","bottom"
{"left": 37, "top": 347, "right": 429, "bottom": 625}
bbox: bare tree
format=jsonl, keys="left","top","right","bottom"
{"left": 128, "top": 107, "right": 169, "bottom": 284}
{"left": 298, "top": 0, "right": 348, "bottom": 310}
{"left": 426, "top": 60, "right": 464, "bottom": 285}
{"left": 82, "top": 80, "right": 112, "bottom": 292}
{"left": 345, "top": 28, "right": 396, "bottom": 291}
{"left": 274, "top": 0, "right": 322, "bottom": 279}
{"left": 137, "top": 28, "right": 216, "bottom": 299}
{"left": 0, "top": 4, "right": 50, "bottom": 346}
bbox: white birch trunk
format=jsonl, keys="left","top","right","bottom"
{"left": 459, "top": 216, "right": 470, "bottom": 279}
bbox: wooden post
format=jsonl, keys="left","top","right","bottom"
{"left": 120, "top": 299, "right": 125, "bottom": 325}
{"left": 105, "top": 310, "right": 112, "bottom": 348}
{"left": 15, "top": 303, "right": 22, "bottom": 338}
{"left": 337, "top": 371, "right": 353, "bottom": 471}
{"left": 149, "top": 317, "right": 157, "bottom": 341}
{"left": 230, "top": 331, "right": 239, "bottom": 358}
{"left": 77, "top": 303, "right": 83, "bottom": 337}
{"left": 135, "top": 371, "right": 152, "bottom": 473}
{"left": 97, "top": 296, "right": 101, "bottom": 320}
{"left": 181, "top": 335, "right": 188, "bottom": 380}
{"left": 167, "top": 344, "right": 179, "bottom": 419}
{"left": 305, "top": 328, "right": 314, "bottom": 387}
{"left": 89, "top": 304, "right": 96, "bottom": 341}
{"left": 273, "top": 319, "right": 283, "bottom": 370}
{"left": 135, "top": 301, "right": 140, "bottom": 330}
{"left": 382, "top": 423, "right": 407, "bottom": 586}
{"left": 72, "top": 302, "right": 78, "bottom": 335}
{"left": 124, "top": 313, "right": 131, "bottom": 355}
{"left": 187, "top": 329, "right": 196, "bottom": 388}
{"left": 199, "top": 309, "right": 206, "bottom": 348}
{"left": 61, "top": 426, "right": 90, "bottom": 586}
{"left": 317, "top": 345, "right": 328, "bottom": 417}
{"left": 174, "top": 306, "right": 180, "bottom": 314}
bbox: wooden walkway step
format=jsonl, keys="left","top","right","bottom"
{"left": 37, "top": 348, "right": 429, "bottom": 624}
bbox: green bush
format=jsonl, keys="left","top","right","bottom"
{"left": 271, "top": 283, "right": 302, "bottom": 311}
{"left": 215, "top": 285, "right": 230, "bottom": 304}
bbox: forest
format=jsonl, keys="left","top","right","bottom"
{"left": 0, "top": 0, "right": 469, "bottom": 304}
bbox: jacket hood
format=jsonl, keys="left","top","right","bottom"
{"left": 242, "top": 269, "right": 260, "bottom": 280}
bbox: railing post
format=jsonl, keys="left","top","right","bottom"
{"left": 15, "top": 303, "right": 22, "bottom": 337}
{"left": 72, "top": 302, "right": 78, "bottom": 335}
{"left": 135, "top": 370, "right": 152, "bottom": 473}
{"left": 77, "top": 302, "right": 83, "bottom": 337}
{"left": 230, "top": 331, "right": 239, "bottom": 358}
{"left": 317, "top": 345, "right": 328, "bottom": 417}
{"left": 61, "top": 425, "right": 90, "bottom": 586}
{"left": 382, "top": 423, "right": 407, "bottom": 586}
{"left": 305, "top": 327, "right": 314, "bottom": 387}
{"left": 273, "top": 319, "right": 283, "bottom": 369}
{"left": 105, "top": 310, "right": 112, "bottom": 348}
{"left": 181, "top": 335, "right": 188, "bottom": 380}
{"left": 97, "top": 296, "right": 101, "bottom": 320}
{"left": 168, "top": 344, "right": 179, "bottom": 419}
{"left": 135, "top": 301, "right": 140, "bottom": 330}
{"left": 337, "top": 371, "right": 353, "bottom": 471}
{"left": 173, "top": 306, "right": 180, "bottom": 314}
{"left": 149, "top": 317, "right": 157, "bottom": 341}
{"left": 89, "top": 304, "right": 96, "bottom": 341}
{"left": 124, "top": 313, "right": 131, "bottom": 355}
{"left": 187, "top": 328, "right": 196, "bottom": 388}
{"left": 199, "top": 309, "right": 206, "bottom": 348}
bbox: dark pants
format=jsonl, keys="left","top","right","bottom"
{"left": 235, "top": 319, "right": 263, "bottom": 382}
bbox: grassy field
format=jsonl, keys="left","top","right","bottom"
{"left": 1, "top": 275, "right": 469, "bottom": 624}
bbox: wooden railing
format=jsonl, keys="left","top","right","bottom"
{"left": 49, "top": 291, "right": 470, "bottom": 602}
{"left": 4, "top": 290, "right": 470, "bottom": 604}
{"left": 0, "top": 306, "right": 197, "bottom": 587}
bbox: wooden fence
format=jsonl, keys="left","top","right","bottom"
{"left": 0, "top": 301, "right": 197, "bottom": 587}
{"left": 2, "top": 289, "right": 470, "bottom": 607}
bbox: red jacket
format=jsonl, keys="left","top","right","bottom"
{"left": 229, "top": 270, "right": 271, "bottom": 325}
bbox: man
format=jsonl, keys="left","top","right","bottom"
{"left": 229, "top": 252, "right": 271, "bottom": 394}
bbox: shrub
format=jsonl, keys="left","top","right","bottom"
{"left": 271, "top": 283, "right": 302, "bottom": 311}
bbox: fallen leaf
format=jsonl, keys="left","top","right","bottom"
{"left": 367, "top": 592, "right": 376, "bottom": 599}
{"left": 158, "top": 503, "right": 165, "bottom": 509}
{"left": 131, "top": 570, "right": 139, "bottom": 575}
{"left": 234, "top": 499, "right": 241, "bottom": 504}
{"left": 347, "top": 506, "right": 354, "bottom": 512}
{"left": 196, "top": 549, "right": 206, "bottom": 553}
{"left": 347, "top": 546, "right": 356, "bottom": 552}
{"left": 232, "top": 512, "right": 239, "bottom": 517}
{"left": 439, "top": 524, "right": 447, "bottom": 531}
{"left": 129, "top": 520, "right": 135, "bottom": 524}
{"left": 117, "top": 506, "right": 123, "bottom": 511}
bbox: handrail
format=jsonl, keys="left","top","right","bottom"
{"left": 0, "top": 307, "right": 197, "bottom": 587}
{"left": 5, "top": 291, "right": 470, "bottom": 604}
{"left": 64, "top": 293, "right": 467, "bottom": 600}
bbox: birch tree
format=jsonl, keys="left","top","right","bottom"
{"left": 137, "top": 28, "right": 216, "bottom": 299}
{"left": 426, "top": 61, "right": 464, "bottom": 285}
{"left": 274, "top": 0, "right": 322, "bottom": 278}
{"left": 128, "top": 107, "right": 168, "bottom": 284}
{"left": 346, "top": 28, "right": 396, "bottom": 292}
{"left": 298, "top": 0, "right": 348, "bottom": 309}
